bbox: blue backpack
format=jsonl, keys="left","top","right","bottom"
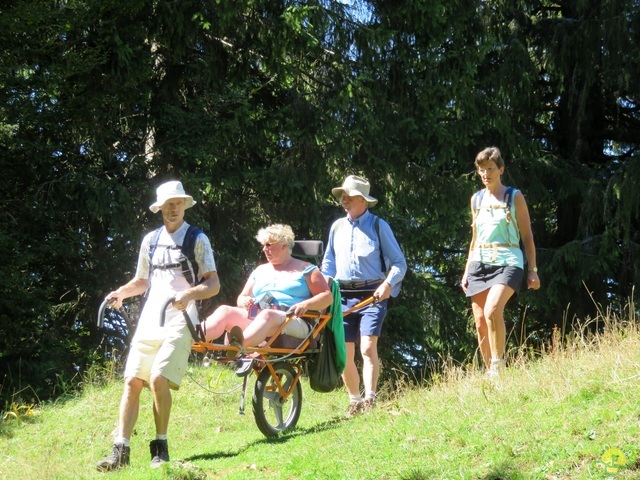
{"left": 149, "top": 225, "right": 204, "bottom": 286}
{"left": 472, "top": 186, "right": 527, "bottom": 266}
{"left": 148, "top": 225, "right": 217, "bottom": 320}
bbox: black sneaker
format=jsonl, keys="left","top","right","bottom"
{"left": 96, "top": 443, "right": 130, "bottom": 471}
{"left": 149, "top": 439, "right": 169, "bottom": 469}
{"left": 235, "top": 358, "right": 254, "bottom": 377}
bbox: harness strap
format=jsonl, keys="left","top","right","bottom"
{"left": 148, "top": 227, "right": 201, "bottom": 286}
{"left": 149, "top": 250, "right": 195, "bottom": 285}
{"left": 470, "top": 188, "right": 519, "bottom": 259}
{"left": 476, "top": 243, "right": 519, "bottom": 249}
{"left": 151, "top": 262, "right": 182, "bottom": 270}
{"left": 474, "top": 242, "right": 520, "bottom": 262}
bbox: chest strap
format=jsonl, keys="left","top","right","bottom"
{"left": 151, "top": 262, "right": 182, "bottom": 270}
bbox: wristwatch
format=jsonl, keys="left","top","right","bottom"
{"left": 529, "top": 267, "right": 538, "bottom": 273}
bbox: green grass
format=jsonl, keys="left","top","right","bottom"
{"left": 2, "top": 316, "right": 640, "bottom": 479}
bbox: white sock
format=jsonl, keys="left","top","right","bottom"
{"left": 490, "top": 358, "right": 505, "bottom": 369}
{"left": 114, "top": 436, "right": 130, "bottom": 447}
{"left": 349, "top": 394, "right": 363, "bottom": 403}
{"left": 365, "top": 391, "right": 377, "bottom": 400}
{"left": 156, "top": 434, "right": 168, "bottom": 441}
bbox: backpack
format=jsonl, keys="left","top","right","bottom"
{"left": 471, "top": 186, "right": 527, "bottom": 265}
{"left": 148, "top": 225, "right": 217, "bottom": 324}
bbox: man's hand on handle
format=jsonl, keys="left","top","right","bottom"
{"left": 373, "top": 282, "right": 391, "bottom": 301}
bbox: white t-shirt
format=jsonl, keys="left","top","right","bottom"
{"left": 133, "top": 222, "right": 216, "bottom": 341}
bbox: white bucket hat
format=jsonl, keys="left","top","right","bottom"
{"left": 331, "top": 175, "right": 378, "bottom": 208}
{"left": 149, "top": 180, "right": 196, "bottom": 213}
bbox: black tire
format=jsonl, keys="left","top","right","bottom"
{"left": 252, "top": 361, "right": 302, "bottom": 437}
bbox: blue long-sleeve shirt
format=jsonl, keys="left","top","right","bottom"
{"left": 321, "top": 210, "right": 407, "bottom": 297}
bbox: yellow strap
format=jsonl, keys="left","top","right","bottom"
{"left": 474, "top": 243, "right": 519, "bottom": 262}
{"left": 476, "top": 243, "right": 519, "bottom": 249}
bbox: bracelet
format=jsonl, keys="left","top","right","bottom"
{"left": 528, "top": 267, "right": 538, "bottom": 273}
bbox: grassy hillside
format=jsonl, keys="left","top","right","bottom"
{"left": 1, "top": 315, "right": 639, "bottom": 479}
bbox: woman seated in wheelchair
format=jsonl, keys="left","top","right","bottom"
{"left": 203, "top": 224, "right": 332, "bottom": 359}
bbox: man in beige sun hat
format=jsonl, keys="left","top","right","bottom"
{"left": 331, "top": 175, "right": 379, "bottom": 208}
{"left": 149, "top": 180, "right": 197, "bottom": 213}
{"left": 322, "top": 175, "right": 407, "bottom": 418}
{"left": 97, "top": 180, "right": 220, "bottom": 472}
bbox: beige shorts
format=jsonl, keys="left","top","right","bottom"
{"left": 124, "top": 327, "right": 193, "bottom": 390}
{"left": 279, "top": 312, "right": 312, "bottom": 338}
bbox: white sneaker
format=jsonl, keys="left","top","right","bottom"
{"left": 487, "top": 358, "right": 505, "bottom": 379}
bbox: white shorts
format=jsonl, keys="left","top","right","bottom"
{"left": 124, "top": 327, "right": 193, "bottom": 390}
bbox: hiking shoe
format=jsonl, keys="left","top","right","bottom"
{"left": 361, "top": 398, "right": 376, "bottom": 412}
{"left": 96, "top": 443, "right": 130, "bottom": 471}
{"left": 345, "top": 401, "right": 363, "bottom": 418}
{"left": 226, "top": 326, "right": 244, "bottom": 360}
{"left": 149, "top": 439, "right": 169, "bottom": 469}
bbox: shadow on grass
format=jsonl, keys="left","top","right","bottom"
{"left": 185, "top": 415, "right": 348, "bottom": 461}
{"left": 477, "top": 461, "right": 523, "bottom": 480}
{"left": 398, "top": 461, "right": 523, "bottom": 480}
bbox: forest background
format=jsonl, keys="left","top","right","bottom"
{"left": 1, "top": 0, "right": 639, "bottom": 408}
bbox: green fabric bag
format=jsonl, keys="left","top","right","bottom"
{"left": 309, "top": 281, "right": 346, "bottom": 392}
{"left": 327, "top": 281, "right": 346, "bottom": 372}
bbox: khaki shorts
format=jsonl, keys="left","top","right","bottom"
{"left": 278, "top": 311, "right": 312, "bottom": 338}
{"left": 124, "top": 327, "right": 193, "bottom": 390}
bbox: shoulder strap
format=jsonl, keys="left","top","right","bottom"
{"left": 143, "top": 227, "right": 164, "bottom": 303}
{"left": 471, "top": 188, "right": 485, "bottom": 229}
{"left": 148, "top": 227, "right": 163, "bottom": 266}
{"left": 330, "top": 216, "right": 386, "bottom": 273}
{"left": 180, "top": 225, "right": 203, "bottom": 285}
{"left": 469, "top": 190, "right": 485, "bottom": 253}
{"left": 181, "top": 225, "right": 202, "bottom": 260}
{"left": 502, "top": 186, "right": 515, "bottom": 224}
{"left": 182, "top": 226, "right": 218, "bottom": 330}
{"left": 373, "top": 216, "right": 386, "bottom": 273}
{"left": 504, "top": 186, "right": 527, "bottom": 263}
{"left": 503, "top": 186, "right": 515, "bottom": 209}
{"left": 472, "top": 189, "right": 485, "bottom": 214}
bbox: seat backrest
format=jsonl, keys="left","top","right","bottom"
{"left": 292, "top": 240, "right": 324, "bottom": 265}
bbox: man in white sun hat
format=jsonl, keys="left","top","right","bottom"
{"left": 97, "top": 180, "right": 220, "bottom": 472}
{"left": 321, "top": 175, "right": 406, "bottom": 417}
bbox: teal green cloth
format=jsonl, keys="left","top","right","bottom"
{"left": 327, "top": 281, "right": 346, "bottom": 372}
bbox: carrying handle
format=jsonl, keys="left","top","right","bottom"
{"left": 97, "top": 298, "right": 131, "bottom": 328}
{"left": 342, "top": 296, "right": 377, "bottom": 317}
{"left": 159, "top": 297, "right": 204, "bottom": 342}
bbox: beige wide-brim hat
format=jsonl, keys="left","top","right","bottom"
{"left": 149, "top": 180, "right": 196, "bottom": 213}
{"left": 331, "top": 175, "right": 378, "bottom": 208}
